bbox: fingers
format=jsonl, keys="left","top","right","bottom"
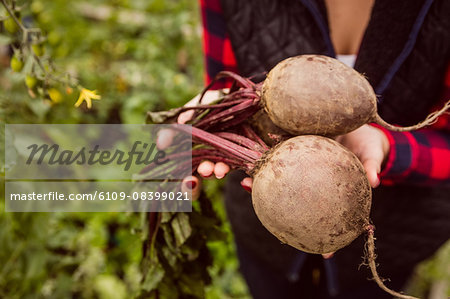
{"left": 197, "top": 161, "right": 215, "bottom": 178}
{"left": 240, "top": 177, "right": 253, "bottom": 193}
{"left": 196, "top": 160, "right": 251, "bottom": 193}
{"left": 156, "top": 128, "right": 176, "bottom": 150}
{"left": 181, "top": 175, "right": 201, "bottom": 201}
{"left": 183, "top": 161, "right": 230, "bottom": 201}
{"left": 214, "top": 162, "right": 230, "bottom": 179}
{"left": 197, "top": 161, "right": 251, "bottom": 193}
{"left": 362, "top": 159, "right": 381, "bottom": 188}
{"left": 322, "top": 252, "right": 335, "bottom": 259}
{"left": 198, "top": 89, "right": 229, "bottom": 105}
{"left": 197, "top": 161, "right": 231, "bottom": 179}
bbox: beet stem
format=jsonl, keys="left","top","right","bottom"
{"left": 195, "top": 99, "right": 257, "bottom": 129}
{"left": 193, "top": 148, "right": 246, "bottom": 162}
{"left": 241, "top": 124, "right": 269, "bottom": 151}
{"left": 138, "top": 157, "right": 190, "bottom": 180}
{"left": 180, "top": 99, "right": 248, "bottom": 111}
{"left": 172, "top": 124, "right": 263, "bottom": 162}
{"left": 215, "top": 132, "right": 265, "bottom": 152}
{"left": 139, "top": 151, "right": 192, "bottom": 175}
{"left": 198, "top": 71, "right": 253, "bottom": 104}
{"left": 192, "top": 155, "right": 244, "bottom": 168}
{"left": 201, "top": 105, "right": 261, "bottom": 132}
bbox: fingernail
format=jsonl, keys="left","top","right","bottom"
{"left": 185, "top": 180, "right": 197, "bottom": 190}
{"left": 214, "top": 162, "right": 230, "bottom": 180}
{"left": 241, "top": 184, "right": 252, "bottom": 193}
{"left": 322, "top": 252, "right": 334, "bottom": 259}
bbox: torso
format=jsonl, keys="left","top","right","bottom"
{"left": 325, "top": 0, "right": 375, "bottom": 55}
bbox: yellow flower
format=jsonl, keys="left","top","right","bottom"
{"left": 74, "top": 88, "right": 101, "bottom": 109}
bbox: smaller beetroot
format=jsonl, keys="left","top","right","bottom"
{"left": 148, "top": 55, "right": 449, "bottom": 139}
{"left": 261, "top": 55, "right": 450, "bottom": 136}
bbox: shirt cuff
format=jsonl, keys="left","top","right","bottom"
{"left": 370, "top": 123, "right": 420, "bottom": 185}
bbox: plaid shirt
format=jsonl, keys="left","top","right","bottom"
{"left": 200, "top": 0, "right": 450, "bottom": 186}
{"left": 200, "top": 0, "right": 238, "bottom": 88}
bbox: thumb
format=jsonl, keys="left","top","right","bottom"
{"left": 362, "top": 159, "right": 381, "bottom": 188}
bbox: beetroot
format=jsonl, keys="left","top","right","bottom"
{"left": 262, "top": 55, "right": 375, "bottom": 136}
{"left": 252, "top": 135, "right": 371, "bottom": 253}
{"left": 144, "top": 124, "right": 417, "bottom": 299}
{"left": 147, "top": 55, "right": 448, "bottom": 139}
{"left": 261, "top": 55, "right": 449, "bottom": 136}
{"left": 150, "top": 125, "right": 371, "bottom": 254}
{"left": 248, "top": 110, "right": 290, "bottom": 145}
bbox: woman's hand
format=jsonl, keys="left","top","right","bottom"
{"left": 157, "top": 90, "right": 239, "bottom": 199}
{"left": 322, "top": 125, "right": 390, "bottom": 260}
{"left": 335, "top": 124, "right": 390, "bottom": 188}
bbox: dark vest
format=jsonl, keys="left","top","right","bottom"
{"left": 219, "top": 0, "right": 450, "bottom": 294}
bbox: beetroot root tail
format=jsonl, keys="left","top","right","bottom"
{"left": 374, "top": 100, "right": 450, "bottom": 132}
{"left": 364, "top": 225, "right": 420, "bottom": 299}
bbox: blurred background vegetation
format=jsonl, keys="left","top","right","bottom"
{"left": 1, "top": 0, "right": 248, "bottom": 298}
{"left": 0, "top": 0, "right": 448, "bottom": 298}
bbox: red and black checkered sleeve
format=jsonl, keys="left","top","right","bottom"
{"left": 200, "top": 0, "right": 239, "bottom": 89}
{"left": 378, "top": 64, "right": 450, "bottom": 186}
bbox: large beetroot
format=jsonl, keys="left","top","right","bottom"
{"left": 144, "top": 123, "right": 417, "bottom": 299}
{"left": 150, "top": 126, "right": 371, "bottom": 254}
{"left": 252, "top": 135, "right": 371, "bottom": 254}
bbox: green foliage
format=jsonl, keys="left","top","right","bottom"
{"left": 137, "top": 183, "right": 249, "bottom": 299}
{"left": 3, "top": 0, "right": 447, "bottom": 298}
{"left": 1, "top": 0, "right": 203, "bottom": 124}
{"left": 0, "top": 209, "right": 142, "bottom": 298}
{"left": 406, "top": 240, "right": 450, "bottom": 298}
{"left": 204, "top": 180, "right": 250, "bottom": 299}
{"left": 1, "top": 0, "right": 249, "bottom": 298}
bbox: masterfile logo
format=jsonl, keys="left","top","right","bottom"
{"left": 4, "top": 124, "right": 193, "bottom": 212}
